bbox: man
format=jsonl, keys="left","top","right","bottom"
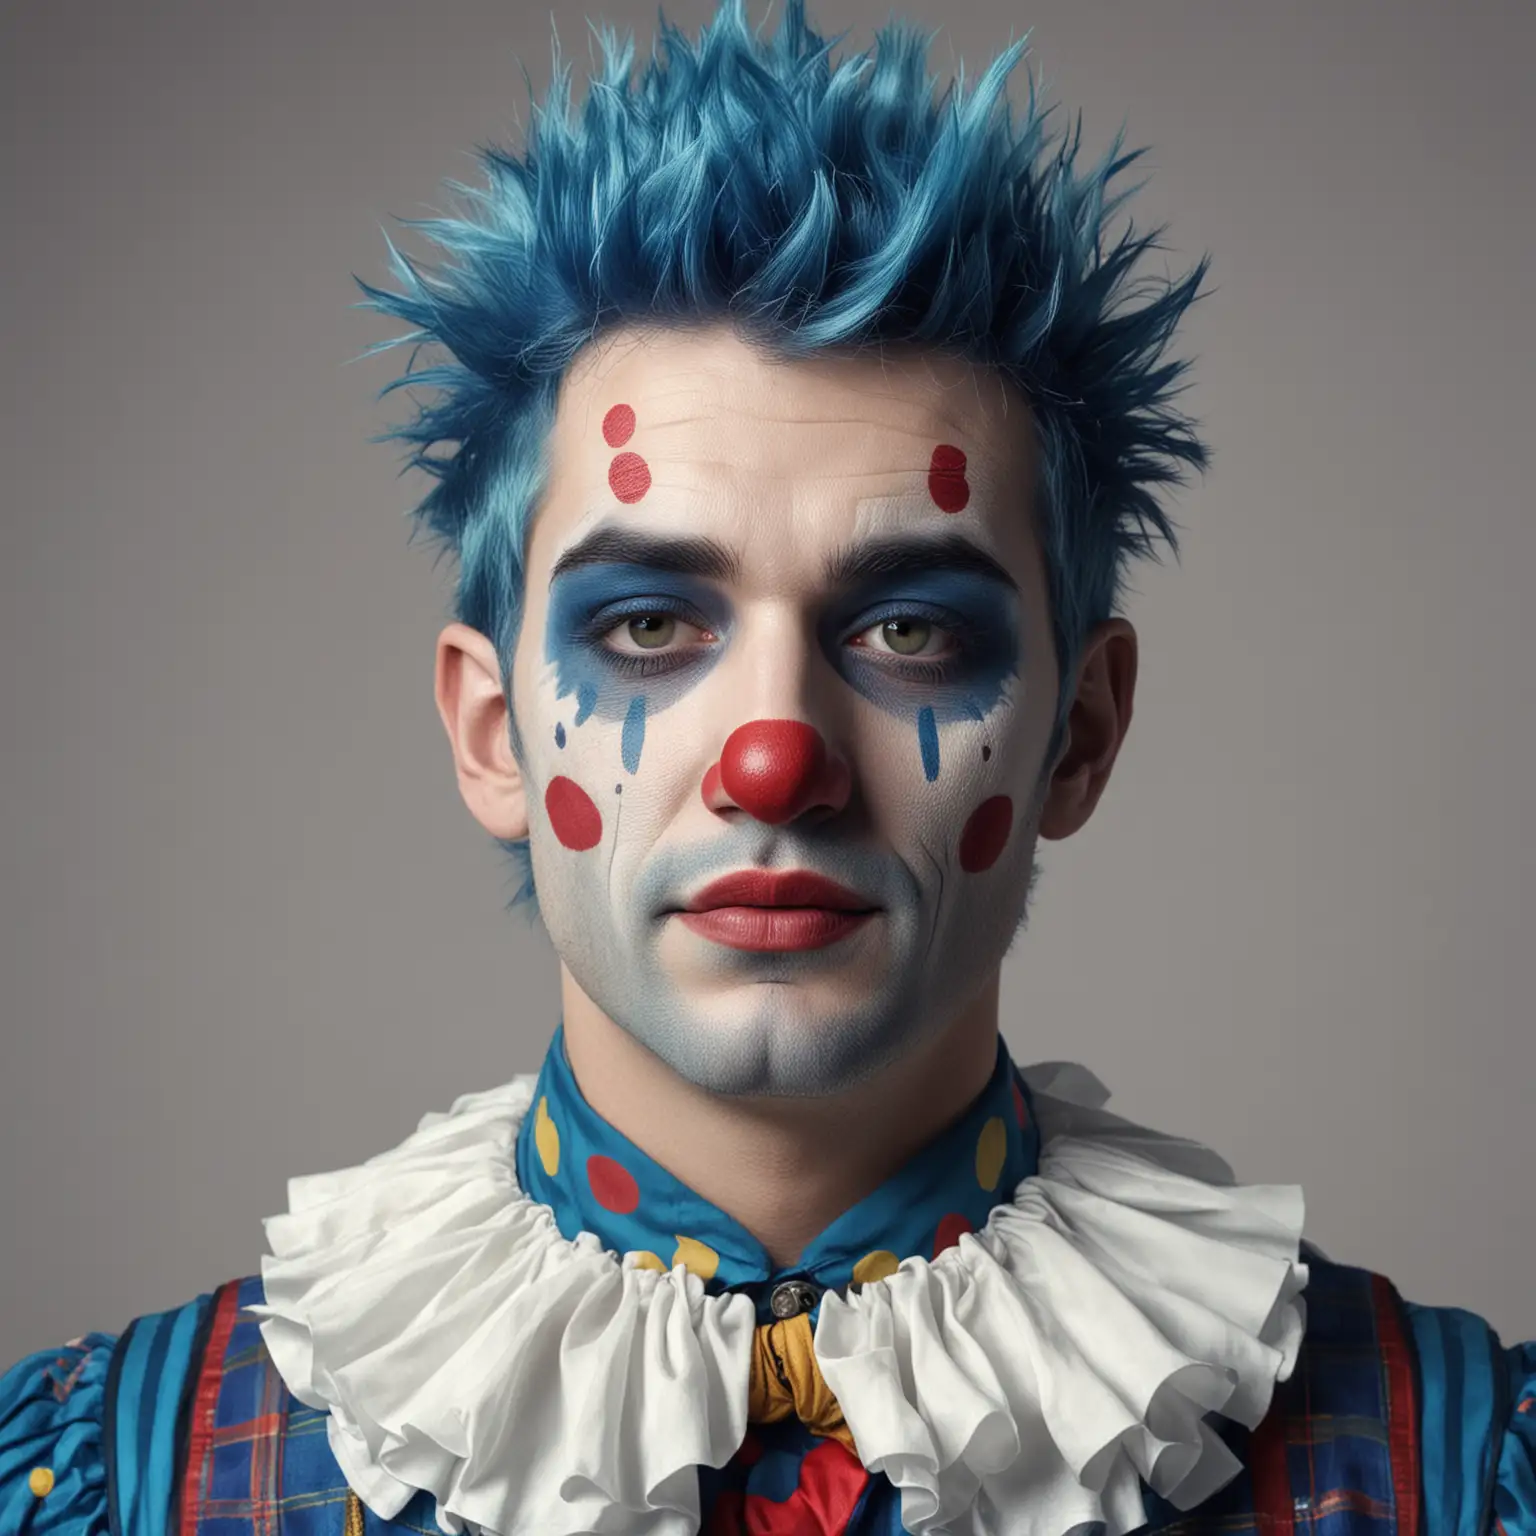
{"left": 2, "top": 3, "right": 1531, "bottom": 1533}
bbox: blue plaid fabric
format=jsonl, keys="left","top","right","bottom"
{"left": 181, "top": 1279, "right": 358, "bottom": 1536}
{"left": 1136, "top": 1251, "right": 1422, "bottom": 1536}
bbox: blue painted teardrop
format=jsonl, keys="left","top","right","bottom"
{"left": 621, "top": 695, "right": 647, "bottom": 775}
{"left": 917, "top": 707, "right": 940, "bottom": 782}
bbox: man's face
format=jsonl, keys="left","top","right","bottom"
{"left": 511, "top": 326, "right": 1061, "bottom": 1097}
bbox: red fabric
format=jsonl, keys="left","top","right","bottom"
{"left": 246, "top": 1342, "right": 286, "bottom": 1536}
{"left": 1372, "top": 1272, "right": 1422, "bottom": 1535}
{"left": 706, "top": 1439, "right": 869, "bottom": 1536}
{"left": 178, "top": 1282, "right": 242, "bottom": 1536}
{"left": 1247, "top": 1388, "right": 1296, "bottom": 1536}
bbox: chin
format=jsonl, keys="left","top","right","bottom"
{"left": 618, "top": 980, "right": 926, "bottom": 1099}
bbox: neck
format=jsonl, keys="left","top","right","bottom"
{"left": 558, "top": 973, "right": 1002, "bottom": 1268}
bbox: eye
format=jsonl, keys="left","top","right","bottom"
{"left": 849, "top": 616, "right": 954, "bottom": 660}
{"left": 625, "top": 614, "right": 675, "bottom": 650}
{"left": 602, "top": 611, "right": 714, "bottom": 656}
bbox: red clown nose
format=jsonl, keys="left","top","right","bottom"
{"left": 718, "top": 719, "right": 836, "bottom": 825}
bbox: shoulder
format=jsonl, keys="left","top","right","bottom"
{"left": 0, "top": 1281, "right": 257, "bottom": 1536}
{"left": 0, "top": 1333, "right": 116, "bottom": 1536}
{"left": 1290, "top": 1244, "right": 1534, "bottom": 1535}
{"left": 1405, "top": 1294, "right": 1536, "bottom": 1536}
{"left": 1243, "top": 1249, "right": 1426, "bottom": 1528}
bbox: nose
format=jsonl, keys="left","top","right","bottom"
{"left": 706, "top": 719, "right": 851, "bottom": 825}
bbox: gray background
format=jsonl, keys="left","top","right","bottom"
{"left": 2, "top": 0, "right": 1531, "bottom": 1363}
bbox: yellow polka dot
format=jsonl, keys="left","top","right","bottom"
{"left": 975, "top": 1115, "right": 1008, "bottom": 1192}
{"left": 672, "top": 1235, "right": 720, "bottom": 1280}
{"left": 534, "top": 1095, "right": 560, "bottom": 1177}
{"left": 851, "top": 1249, "right": 900, "bottom": 1285}
{"left": 29, "top": 1468, "right": 55, "bottom": 1499}
{"left": 629, "top": 1250, "right": 667, "bottom": 1272}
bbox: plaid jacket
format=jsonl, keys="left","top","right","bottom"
{"left": 79, "top": 1254, "right": 1473, "bottom": 1536}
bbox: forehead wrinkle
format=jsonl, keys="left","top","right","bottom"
{"left": 759, "top": 356, "right": 1022, "bottom": 441}
{"left": 617, "top": 410, "right": 974, "bottom": 435}
{"left": 570, "top": 322, "right": 1023, "bottom": 421}
{"left": 586, "top": 421, "right": 1011, "bottom": 487}
{"left": 589, "top": 462, "right": 944, "bottom": 490}
{"left": 619, "top": 396, "right": 1014, "bottom": 448}
{"left": 582, "top": 365, "right": 1016, "bottom": 445}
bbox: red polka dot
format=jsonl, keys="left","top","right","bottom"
{"left": 602, "top": 403, "right": 636, "bottom": 447}
{"left": 1012, "top": 1078, "right": 1029, "bottom": 1130}
{"left": 933, "top": 1212, "right": 972, "bottom": 1257}
{"left": 545, "top": 776, "right": 603, "bottom": 851}
{"left": 958, "top": 794, "right": 1013, "bottom": 873}
{"left": 700, "top": 760, "right": 722, "bottom": 807}
{"left": 609, "top": 451, "right": 651, "bottom": 503}
{"left": 927, "top": 444, "right": 970, "bottom": 513}
{"left": 587, "top": 1154, "right": 640, "bottom": 1214}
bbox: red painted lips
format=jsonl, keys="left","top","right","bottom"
{"left": 677, "top": 870, "right": 877, "bottom": 953}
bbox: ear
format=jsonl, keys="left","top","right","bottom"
{"left": 434, "top": 623, "right": 531, "bottom": 841}
{"left": 1037, "top": 618, "right": 1138, "bottom": 842}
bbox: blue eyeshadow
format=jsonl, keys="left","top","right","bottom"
{"left": 542, "top": 560, "right": 1021, "bottom": 737}
{"left": 544, "top": 564, "right": 733, "bottom": 724}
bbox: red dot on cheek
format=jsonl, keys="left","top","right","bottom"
{"left": 928, "top": 443, "right": 970, "bottom": 513}
{"left": 602, "top": 403, "right": 636, "bottom": 447}
{"left": 545, "top": 776, "right": 603, "bottom": 851}
{"left": 608, "top": 451, "right": 651, "bottom": 503}
{"left": 958, "top": 794, "right": 1014, "bottom": 873}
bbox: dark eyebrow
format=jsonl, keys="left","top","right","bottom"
{"left": 549, "top": 525, "right": 742, "bottom": 584}
{"left": 824, "top": 532, "right": 1019, "bottom": 592}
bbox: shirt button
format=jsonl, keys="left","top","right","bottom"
{"left": 769, "top": 1280, "right": 820, "bottom": 1319}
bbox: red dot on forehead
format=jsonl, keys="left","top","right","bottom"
{"left": 602, "top": 403, "right": 636, "bottom": 447}
{"left": 608, "top": 451, "right": 651, "bottom": 504}
{"left": 545, "top": 776, "right": 603, "bottom": 851}
{"left": 928, "top": 443, "right": 970, "bottom": 513}
{"left": 958, "top": 794, "right": 1013, "bottom": 873}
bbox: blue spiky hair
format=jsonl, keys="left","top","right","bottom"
{"left": 363, "top": 0, "right": 1208, "bottom": 905}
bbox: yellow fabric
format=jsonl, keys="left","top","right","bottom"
{"left": 671, "top": 1235, "right": 721, "bottom": 1280}
{"left": 851, "top": 1249, "right": 899, "bottom": 1285}
{"left": 747, "top": 1314, "right": 856, "bottom": 1454}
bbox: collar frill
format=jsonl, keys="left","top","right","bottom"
{"left": 255, "top": 1065, "right": 1308, "bottom": 1536}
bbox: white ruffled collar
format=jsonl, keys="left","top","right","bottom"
{"left": 255, "top": 1062, "right": 1308, "bottom": 1536}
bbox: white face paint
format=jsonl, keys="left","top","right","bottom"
{"left": 513, "top": 325, "right": 1061, "bottom": 1097}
